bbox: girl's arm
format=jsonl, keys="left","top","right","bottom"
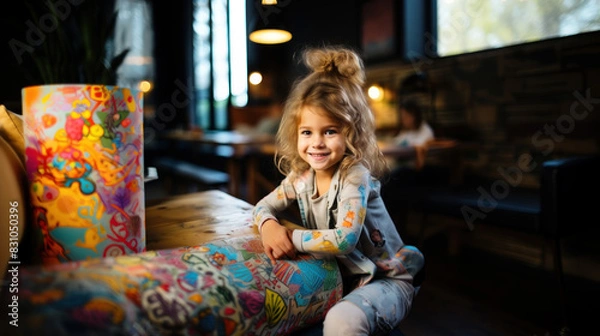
{"left": 252, "top": 177, "right": 297, "bottom": 231}
{"left": 252, "top": 177, "right": 298, "bottom": 263}
{"left": 291, "top": 169, "right": 369, "bottom": 256}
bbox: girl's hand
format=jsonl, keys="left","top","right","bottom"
{"left": 261, "top": 219, "right": 296, "bottom": 263}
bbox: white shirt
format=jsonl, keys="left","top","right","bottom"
{"left": 393, "top": 122, "right": 434, "bottom": 147}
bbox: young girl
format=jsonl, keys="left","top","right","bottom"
{"left": 252, "top": 46, "right": 424, "bottom": 336}
{"left": 392, "top": 97, "right": 434, "bottom": 148}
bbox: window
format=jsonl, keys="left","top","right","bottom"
{"left": 114, "top": 0, "right": 155, "bottom": 95}
{"left": 437, "top": 0, "right": 600, "bottom": 57}
{"left": 193, "top": 0, "right": 248, "bottom": 130}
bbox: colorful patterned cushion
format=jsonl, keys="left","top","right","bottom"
{"left": 18, "top": 236, "right": 342, "bottom": 335}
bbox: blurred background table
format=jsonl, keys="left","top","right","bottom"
{"left": 159, "top": 129, "right": 275, "bottom": 202}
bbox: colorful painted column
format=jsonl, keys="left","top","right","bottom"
{"left": 22, "top": 84, "right": 145, "bottom": 263}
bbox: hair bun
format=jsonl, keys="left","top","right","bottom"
{"left": 304, "top": 47, "right": 365, "bottom": 85}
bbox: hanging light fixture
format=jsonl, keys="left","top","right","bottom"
{"left": 249, "top": 0, "right": 292, "bottom": 44}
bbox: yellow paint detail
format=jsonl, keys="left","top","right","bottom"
{"left": 84, "top": 298, "right": 125, "bottom": 324}
{"left": 28, "top": 289, "right": 64, "bottom": 305}
{"left": 74, "top": 227, "right": 105, "bottom": 252}
{"left": 265, "top": 288, "right": 287, "bottom": 326}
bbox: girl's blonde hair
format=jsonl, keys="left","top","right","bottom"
{"left": 275, "top": 45, "right": 388, "bottom": 179}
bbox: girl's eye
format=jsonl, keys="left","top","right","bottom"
{"left": 300, "top": 130, "right": 311, "bottom": 136}
{"left": 325, "top": 129, "right": 337, "bottom": 135}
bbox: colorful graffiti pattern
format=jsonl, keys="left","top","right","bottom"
{"left": 20, "top": 236, "right": 342, "bottom": 335}
{"left": 22, "top": 84, "right": 145, "bottom": 263}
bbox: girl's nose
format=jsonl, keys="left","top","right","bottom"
{"left": 312, "top": 135, "right": 324, "bottom": 147}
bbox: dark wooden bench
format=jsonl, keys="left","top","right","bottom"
{"left": 418, "top": 155, "right": 599, "bottom": 242}
{"left": 154, "top": 157, "right": 229, "bottom": 193}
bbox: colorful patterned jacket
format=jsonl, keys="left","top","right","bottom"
{"left": 253, "top": 163, "right": 424, "bottom": 286}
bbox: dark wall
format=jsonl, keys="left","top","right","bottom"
{"left": 246, "top": 0, "right": 362, "bottom": 104}
{"left": 0, "top": 1, "right": 37, "bottom": 113}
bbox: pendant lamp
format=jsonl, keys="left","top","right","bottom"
{"left": 249, "top": 0, "right": 292, "bottom": 44}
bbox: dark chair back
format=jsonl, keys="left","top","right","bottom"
{"left": 540, "top": 155, "right": 600, "bottom": 237}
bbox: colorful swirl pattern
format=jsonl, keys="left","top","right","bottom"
{"left": 22, "top": 84, "right": 145, "bottom": 263}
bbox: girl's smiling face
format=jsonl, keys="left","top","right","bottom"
{"left": 297, "top": 105, "right": 347, "bottom": 178}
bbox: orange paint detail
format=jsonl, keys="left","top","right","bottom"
{"left": 88, "top": 85, "right": 110, "bottom": 102}
{"left": 28, "top": 289, "right": 63, "bottom": 305}
{"left": 342, "top": 210, "right": 355, "bottom": 227}
{"left": 42, "top": 114, "right": 57, "bottom": 128}
{"left": 223, "top": 317, "right": 238, "bottom": 335}
{"left": 23, "top": 85, "right": 42, "bottom": 108}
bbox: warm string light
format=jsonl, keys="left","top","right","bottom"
{"left": 138, "top": 80, "right": 152, "bottom": 93}
{"left": 368, "top": 85, "right": 384, "bottom": 101}
{"left": 249, "top": 72, "right": 263, "bottom": 85}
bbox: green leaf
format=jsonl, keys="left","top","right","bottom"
{"left": 100, "top": 136, "right": 114, "bottom": 149}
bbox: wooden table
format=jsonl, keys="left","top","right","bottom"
{"left": 161, "top": 130, "right": 274, "bottom": 202}
{"left": 145, "top": 189, "right": 305, "bottom": 250}
{"left": 145, "top": 189, "right": 258, "bottom": 250}
{"left": 379, "top": 138, "right": 458, "bottom": 159}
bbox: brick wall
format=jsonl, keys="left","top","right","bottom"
{"left": 367, "top": 31, "right": 600, "bottom": 189}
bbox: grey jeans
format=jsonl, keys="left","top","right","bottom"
{"left": 324, "top": 278, "right": 415, "bottom": 336}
